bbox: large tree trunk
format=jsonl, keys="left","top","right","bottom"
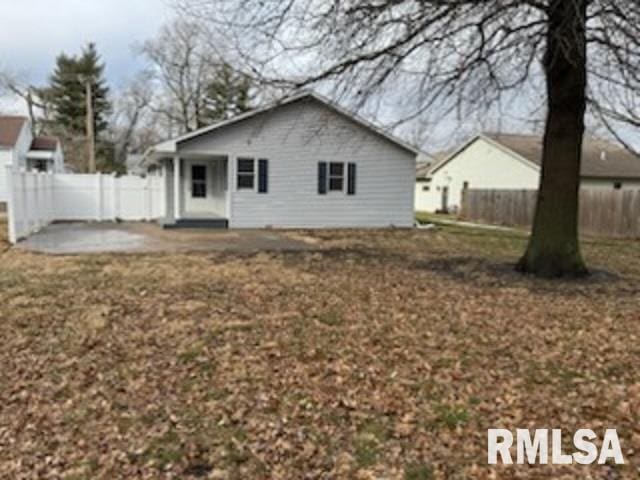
{"left": 517, "top": 0, "right": 589, "bottom": 278}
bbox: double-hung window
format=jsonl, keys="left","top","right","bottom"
{"left": 237, "top": 158, "right": 255, "bottom": 190}
{"left": 328, "top": 162, "right": 344, "bottom": 191}
{"left": 237, "top": 157, "right": 269, "bottom": 193}
{"left": 318, "top": 161, "right": 357, "bottom": 195}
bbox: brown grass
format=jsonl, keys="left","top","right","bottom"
{"left": 1, "top": 222, "right": 639, "bottom": 479}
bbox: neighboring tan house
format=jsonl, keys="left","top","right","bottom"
{"left": 0, "top": 115, "right": 65, "bottom": 207}
{"left": 415, "top": 133, "right": 640, "bottom": 213}
{"left": 144, "top": 91, "right": 418, "bottom": 228}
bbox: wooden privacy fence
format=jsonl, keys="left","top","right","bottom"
{"left": 460, "top": 189, "right": 640, "bottom": 238}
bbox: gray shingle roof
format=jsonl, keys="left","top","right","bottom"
{"left": 485, "top": 133, "right": 640, "bottom": 179}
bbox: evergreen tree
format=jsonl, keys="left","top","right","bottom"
{"left": 44, "top": 43, "right": 111, "bottom": 136}
{"left": 199, "top": 64, "right": 252, "bottom": 127}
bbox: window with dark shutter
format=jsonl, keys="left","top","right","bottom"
{"left": 318, "top": 162, "right": 327, "bottom": 194}
{"left": 328, "top": 162, "right": 344, "bottom": 191}
{"left": 237, "top": 158, "right": 255, "bottom": 190}
{"left": 258, "top": 159, "right": 269, "bottom": 193}
{"left": 347, "top": 163, "right": 356, "bottom": 195}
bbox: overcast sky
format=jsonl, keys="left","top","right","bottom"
{"left": 0, "top": 0, "right": 173, "bottom": 112}
{"left": 1, "top": 1, "right": 634, "bottom": 151}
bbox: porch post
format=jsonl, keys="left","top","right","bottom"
{"left": 173, "top": 156, "right": 181, "bottom": 220}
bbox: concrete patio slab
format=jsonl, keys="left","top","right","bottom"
{"left": 16, "top": 222, "right": 315, "bottom": 254}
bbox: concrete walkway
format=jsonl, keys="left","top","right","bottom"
{"left": 17, "top": 222, "right": 314, "bottom": 254}
{"left": 418, "top": 217, "right": 520, "bottom": 232}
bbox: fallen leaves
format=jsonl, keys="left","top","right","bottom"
{"left": 0, "top": 225, "right": 639, "bottom": 478}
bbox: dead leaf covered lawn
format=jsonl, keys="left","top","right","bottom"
{"left": 1, "top": 223, "right": 639, "bottom": 479}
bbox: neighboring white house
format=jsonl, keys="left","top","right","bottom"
{"left": 143, "top": 91, "right": 418, "bottom": 229}
{"left": 415, "top": 133, "right": 640, "bottom": 213}
{"left": 27, "top": 136, "right": 65, "bottom": 173}
{"left": 0, "top": 115, "right": 65, "bottom": 207}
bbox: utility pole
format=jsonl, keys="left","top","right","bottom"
{"left": 26, "top": 88, "right": 36, "bottom": 136}
{"left": 85, "top": 79, "right": 96, "bottom": 173}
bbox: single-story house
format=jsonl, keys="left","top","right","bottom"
{"left": 143, "top": 91, "right": 419, "bottom": 228}
{"left": 0, "top": 115, "right": 65, "bottom": 207}
{"left": 415, "top": 133, "right": 640, "bottom": 213}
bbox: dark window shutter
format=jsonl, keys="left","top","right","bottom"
{"left": 318, "top": 162, "right": 327, "bottom": 195}
{"left": 258, "top": 159, "right": 268, "bottom": 193}
{"left": 347, "top": 163, "right": 356, "bottom": 195}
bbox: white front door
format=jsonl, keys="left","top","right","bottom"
{"left": 183, "top": 158, "right": 227, "bottom": 216}
{"left": 184, "top": 160, "right": 213, "bottom": 214}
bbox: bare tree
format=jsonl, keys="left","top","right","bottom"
{"left": 0, "top": 70, "right": 48, "bottom": 134}
{"left": 109, "top": 73, "right": 156, "bottom": 164}
{"left": 140, "top": 18, "right": 256, "bottom": 133}
{"left": 139, "top": 19, "right": 210, "bottom": 133}
{"left": 178, "top": 0, "right": 640, "bottom": 277}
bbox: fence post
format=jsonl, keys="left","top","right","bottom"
{"left": 20, "top": 169, "right": 30, "bottom": 236}
{"left": 49, "top": 171, "right": 55, "bottom": 223}
{"left": 37, "top": 172, "right": 44, "bottom": 230}
{"left": 459, "top": 188, "right": 467, "bottom": 219}
{"left": 5, "top": 165, "right": 17, "bottom": 244}
{"left": 111, "top": 173, "right": 118, "bottom": 221}
{"left": 96, "top": 172, "right": 103, "bottom": 221}
{"left": 145, "top": 175, "right": 152, "bottom": 221}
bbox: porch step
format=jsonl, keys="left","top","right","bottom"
{"left": 163, "top": 218, "right": 229, "bottom": 229}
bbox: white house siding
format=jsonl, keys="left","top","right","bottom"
{"left": 416, "top": 137, "right": 540, "bottom": 212}
{"left": 13, "top": 123, "right": 33, "bottom": 169}
{"left": 178, "top": 98, "right": 416, "bottom": 228}
{"left": 415, "top": 181, "right": 434, "bottom": 212}
{"left": 0, "top": 150, "right": 12, "bottom": 202}
{"left": 0, "top": 123, "right": 32, "bottom": 203}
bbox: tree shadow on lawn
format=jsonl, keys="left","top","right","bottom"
{"left": 200, "top": 243, "right": 637, "bottom": 298}
{"left": 408, "top": 255, "right": 637, "bottom": 296}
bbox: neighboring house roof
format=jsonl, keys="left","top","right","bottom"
{"left": 30, "top": 136, "right": 59, "bottom": 152}
{"left": 145, "top": 91, "right": 421, "bottom": 163}
{"left": 416, "top": 162, "right": 432, "bottom": 178}
{"left": 416, "top": 150, "right": 450, "bottom": 179}
{"left": 430, "top": 133, "right": 640, "bottom": 180}
{"left": 0, "top": 115, "right": 28, "bottom": 148}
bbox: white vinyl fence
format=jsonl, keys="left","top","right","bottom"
{"left": 6, "top": 166, "right": 166, "bottom": 244}
{"left": 6, "top": 169, "right": 56, "bottom": 245}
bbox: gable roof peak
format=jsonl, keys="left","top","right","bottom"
{"left": 145, "top": 90, "right": 421, "bottom": 161}
{"left": 0, "top": 115, "right": 29, "bottom": 148}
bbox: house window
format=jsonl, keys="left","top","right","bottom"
{"left": 463, "top": 181, "right": 470, "bottom": 190}
{"left": 33, "top": 160, "right": 48, "bottom": 172}
{"left": 614, "top": 181, "right": 623, "bottom": 190}
{"left": 422, "top": 185, "right": 430, "bottom": 192}
{"left": 237, "top": 158, "right": 255, "bottom": 190}
{"left": 319, "top": 162, "right": 356, "bottom": 194}
{"left": 329, "top": 162, "right": 344, "bottom": 191}
{"left": 191, "top": 165, "right": 207, "bottom": 198}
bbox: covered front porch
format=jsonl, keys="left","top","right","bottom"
{"left": 159, "top": 154, "right": 230, "bottom": 229}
